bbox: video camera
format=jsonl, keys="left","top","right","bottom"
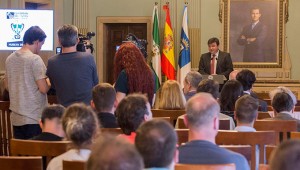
{"left": 76, "top": 32, "right": 95, "bottom": 53}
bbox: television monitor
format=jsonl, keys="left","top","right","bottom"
{"left": 0, "top": 9, "right": 54, "bottom": 51}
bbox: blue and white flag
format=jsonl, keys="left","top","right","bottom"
{"left": 177, "top": 6, "right": 191, "bottom": 87}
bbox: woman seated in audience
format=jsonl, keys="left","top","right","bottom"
{"left": 153, "top": 80, "right": 186, "bottom": 110}
{"left": 114, "top": 41, "right": 155, "bottom": 104}
{"left": 47, "top": 103, "right": 99, "bottom": 170}
{"left": 116, "top": 93, "right": 152, "bottom": 144}
{"left": 219, "top": 80, "right": 243, "bottom": 119}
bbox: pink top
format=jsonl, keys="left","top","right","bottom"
{"left": 118, "top": 132, "right": 136, "bottom": 144}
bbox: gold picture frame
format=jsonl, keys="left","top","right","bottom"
{"left": 220, "top": 0, "right": 289, "bottom": 68}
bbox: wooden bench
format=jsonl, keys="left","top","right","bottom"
{"left": 175, "top": 163, "right": 235, "bottom": 170}
{"left": 0, "top": 156, "right": 43, "bottom": 170}
{"left": 216, "top": 131, "right": 277, "bottom": 170}
{"left": 63, "top": 160, "right": 86, "bottom": 170}
{"left": 10, "top": 139, "right": 71, "bottom": 169}
{"left": 254, "top": 120, "right": 297, "bottom": 144}
{"left": 151, "top": 109, "right": 185, "bottom": 126}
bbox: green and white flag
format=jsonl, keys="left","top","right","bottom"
{"left": 151, "top": 5, "right": 161, "bottom": 90}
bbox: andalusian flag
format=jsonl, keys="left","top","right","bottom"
{"left": 177, "top": 6, "right": 191, "bottom": 87}
{"left": 151, "top": 5, "right": 161, "bottom": 89}
{"left": 161, "top": 4, "right": 175, "bottom": 80}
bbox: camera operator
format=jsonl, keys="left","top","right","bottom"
{"left": 47, "top": 24, "right": 99, "bottom": 107}
{"left": 77, "top": 32, "right": 95, "bottom": 54}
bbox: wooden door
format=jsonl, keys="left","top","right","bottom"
{"left": 105, "top": 23, "right": 147, "bottom": 84}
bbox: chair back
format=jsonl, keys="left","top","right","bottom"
{"left": 265, "top": 145, "right": 276, "bottom": 164}
{"left": 0, "top": 156, "right": 42, "bottom": 170}
{"left": 176, "top": 116, "right": 230, "bottom": 130}
{"left": 0, "top": 101, "right": 12, "bottom": 156}
{"left": 63, "top": 160, "right": 86, "bottom": 170}
{"left": 216, "top": 131, "right": 277, "bottom": 170}
{"left": 175, "top": 129, "right": 189, "bottom": 145}
{"left": 290, "top": 131, "right": 300, "bottom": 139}
{"left": 254, "top": 120, "right": 297, "bottom": 143}
{"left": 153, "top": 117, "right": 172, "bottom": 125}
{"left": 175, "top": 163, "right": 235, "bottom": 170}
{"left": 100, "top": 128, "right": 123, "bottom": 135}
{"left": 10, "top": 139, "right": 71, "bottom": 169}
{"left": 151, "top": 109, "right": 185, "bottom": 126}
{"left": 257, "top": 112, "right": 272, "bottom": 119}
{"left": 220, "top": 145, "right": 251, "bottom": 162}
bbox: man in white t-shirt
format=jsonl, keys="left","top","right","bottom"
{"left": 5, "top": 26, "right": 50, "bottom": 139}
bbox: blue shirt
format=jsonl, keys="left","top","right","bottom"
{"left": 179, "top": 140, "right": 249, "bottom": 170}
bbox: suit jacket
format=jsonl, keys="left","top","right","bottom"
{"left": 237, "top": 21, "right": 267, "bottom": 62}
{"left": 198, "top": 50, "right": 233, "bottom": 80}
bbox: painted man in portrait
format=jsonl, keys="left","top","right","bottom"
{"left": 237, "top": 7, "right": 267, "bottom": 62}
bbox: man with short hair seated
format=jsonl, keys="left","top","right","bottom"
{"left": 183, "top": 71, "right": 202, "bottom": 101}
{"left": 135, "top": 119, "right": 177, "bottom": 170}
{"left": 265, "top": 92, "right": 300, "bottom": 131}
{"left": 178, "top": 93, "right": 249, "bottom": 170}
{"left": 31, "top": 104, "right": 65, "bottom": 141}
{"left": 91, "top": 83, "right": 118, "bottom": 128}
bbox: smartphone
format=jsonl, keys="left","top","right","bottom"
{"left": 56, "top": 47, "right": 62, "bottom": 54}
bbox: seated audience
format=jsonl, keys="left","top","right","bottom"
{"left": 269, "top": 139, "right": 300, "bottom": 170}
{"left": 135, "top": 119, "right": 177, "bottom": 169}
{"left": 183, "top": 71, "right": 202, "bottom": 101}
{"left": 234, "top": 95, "right": 259, "bottom": 169}
{"left": 178, "top": 93, "right": 249, "bottom": 170}
{"left": 153, "top": 80, "right": 186, "bottom": 110}
{"left": 236, "top": 69, "right": 268, "bottom": 111}
{"left": 265, "top": 92, "right": 300, "bottom": 131}
{"left": 87, "top": 134, "right": 144, "bottom": 170}
{"left": 197, "top": 79, "right": 235, "bottom": 129}
{"left": 219, "top": 80, "right": 243, "bottom": 119}
{"left": 116, "top": 93, "right": 152, "bottom": 143}
{"left": 31, "top": 104, "right": 65, "bottom": 141}
{"left": 91, "top": 83, "right": 118, "bottom": 128}
{"left": 47, "top": 103, "right": 99, "bottom": 170}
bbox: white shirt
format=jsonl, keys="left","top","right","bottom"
{"left": 210, "top": 51, "right": 219, "bottom": 75}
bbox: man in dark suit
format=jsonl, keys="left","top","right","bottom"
{"left": 198, "top": 37, "right": 233, "bottom": 80}
{"left": 237, "top": 8, "right": 267, "bottom": 62}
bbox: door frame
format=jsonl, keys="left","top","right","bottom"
{"left": 96, "top": 16, "right": 152, "bottom": 83}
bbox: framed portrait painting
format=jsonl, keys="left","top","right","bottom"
{"left": 220, "top": 0, "right": 289, "bottom": 68}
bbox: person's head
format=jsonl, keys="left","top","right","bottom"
{"left": 87, "top": 134, "right": 144, "bottom": 170}
{"left": 219, "top": 80, "right": 243, "bottom": 111}
{"left": 158, "top": 80, "right": 186, "bottom": 110}
{"left": 23, "top": 26, "right": 47, "bottom": 54}
{"left": 185, "top": 93, "right": 220, "bottom": 136}
{"left": 229, "top": 70, "right": 240, "bottom": 80}
{"left": 114, "top": 42, "right": 154, "bottom": 103}
{"left": 40, "top": 104, "right": 65, "bottom": 137}
{"left": 234, "top": 95, "right": 259, "bottom": 125}
{"left": 236, "top": 69, "right": 256, "bottom": 91}
{"left": 62, "top": 103, "right": 99, "bottom": 148}
{"left": 197, "top": 79, "right": 220, "bottom": 100}
{"left": 251, "top": 8, "right": 261, "bottom": 22}
{"left": 269, "top": 86, "right": 297, "bottom": 106}
{"left": 92, "top": 83, "right": 116, "bottom": 113}
{"left": 135, "top": 119, "right": 177, "bottom": 169}
{"left": 271, "top": 92, "right": 294, "bottom": 113}
{"left": 116, "top": 93, "right": 152, "bottom": 135}
{"left": 207, "top": 37, "right": 220, "bottom": 55}
{"left": 57, "top": 24, "right": 78, "bottom": 48}
{"left": 183, "top": 71, "right": 202, "bottom": 94}
{"left": 269, "top": 139, "right": 300, "bottom": 170}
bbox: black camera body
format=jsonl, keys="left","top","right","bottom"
{"left": 76, "top": 32, "right": 95, "bottom": 53}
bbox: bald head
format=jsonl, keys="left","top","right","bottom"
{"left": 186, "top": 93, "right": 220, "bottom": 129}
{"left": 229, "top": 70, "right": 240, "bottom": 80}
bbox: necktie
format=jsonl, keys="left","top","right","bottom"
{"left": 210, "top": 54, "right": 216, "bottom": 75}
